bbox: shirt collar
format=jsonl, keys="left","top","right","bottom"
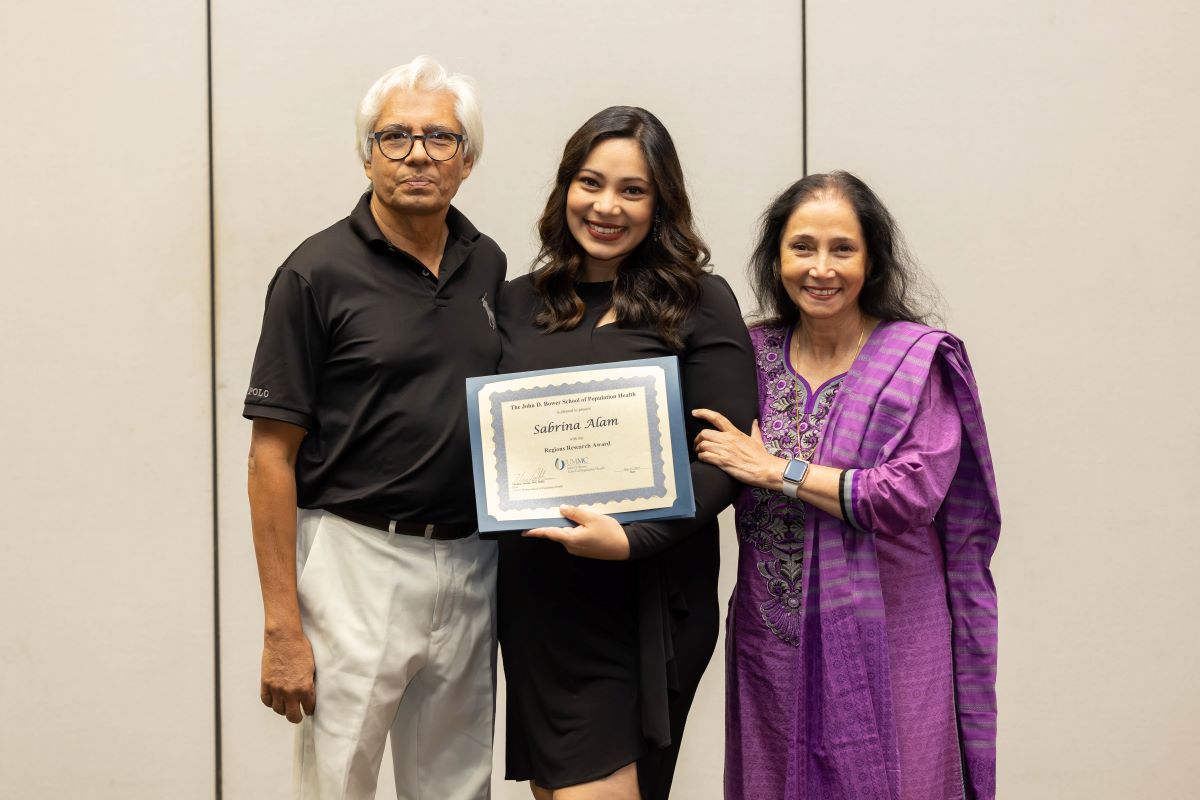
{"left": 349, "top": 190, "right": 480, "bottom": 251}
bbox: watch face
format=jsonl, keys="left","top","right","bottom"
{"left": 783, "top": 458, "right": 809, "bottom": 483}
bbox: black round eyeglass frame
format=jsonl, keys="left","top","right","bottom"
{"left": 369, "top": 131, "right": 467, "bottom": 162}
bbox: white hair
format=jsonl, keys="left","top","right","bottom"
{"left": 355, "top": 56, "right": 483, "bottom": 164}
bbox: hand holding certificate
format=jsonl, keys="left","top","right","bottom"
{"left": 522, "top": 503, "right": 634, "bottom": 560}
{"left": 465, "top": 356, "right": 695, "bottom": 532}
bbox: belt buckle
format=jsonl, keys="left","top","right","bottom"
{"left": 424, "top": 524, "right": 435, "bottom": 539}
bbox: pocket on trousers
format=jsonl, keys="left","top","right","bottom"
{"left": 295, "top": 510, "right": 327, "bottom": 596}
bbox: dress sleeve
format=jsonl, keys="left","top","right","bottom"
{"left": 840, "top": 362, "right": 962, "bottom": 537}
{"left": 242, "top": 266, "right": 327, "bottom": 429}
{"left": 625, "top": 275, "right": 758, "bottom": 560}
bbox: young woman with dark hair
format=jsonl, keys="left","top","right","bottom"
{"left": 529, "top": 106, "right": 709, "bottom": 350}
{"left": 495, "top": 106, "right": 757, "bottom": 800}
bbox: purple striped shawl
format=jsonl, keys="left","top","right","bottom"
{"left": 774, "top": 320, "right": 1000, "bottom": 799}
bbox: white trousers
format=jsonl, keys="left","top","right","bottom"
{"left": 293, "top": 509, "right": 498, "bottom": 800}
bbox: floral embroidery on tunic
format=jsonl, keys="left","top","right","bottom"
{"left": 736, "top": 326, "right": 844, "bottom": 646}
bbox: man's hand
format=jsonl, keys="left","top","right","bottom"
{"left": 523, "top": 505, "right": 631, "bottom": 560}
{"left": 248, "top": 418, "right": 311, "bottom": 724}
{"left": 260, "top": 628, "right": 316, "bottom": 724}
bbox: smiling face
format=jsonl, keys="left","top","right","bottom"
{"left": 565, "top": 137, "right": 656, "bottom": 279}
{"left": 363, "top": 88, "right": 473, "bottom": 219}
{"left": 779, "top": 192, "right": 868, "bottom": 323}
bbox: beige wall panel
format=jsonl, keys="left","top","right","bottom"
{"left": 213, "top": 2, "right": 801, "bottom": 797}
{"left": 807, "top": 1, "right": 1200, "bottom": 796}
{"left": 0, "top": 2, "right": 214, "bottom": 798}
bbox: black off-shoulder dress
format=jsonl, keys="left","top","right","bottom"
{"left": 496, "top": 272, "right": 757, "bottom": 799}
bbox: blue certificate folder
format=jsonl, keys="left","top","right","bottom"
{"left": 465, "top": 356, "right": 696, "bottom": 532}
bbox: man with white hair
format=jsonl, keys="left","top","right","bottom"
{"left": 243, "top": 56, "right": 505, "bottom": 799}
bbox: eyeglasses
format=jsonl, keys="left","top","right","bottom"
{"left": 369, "top": 130, "right": 466, "bottom": 162}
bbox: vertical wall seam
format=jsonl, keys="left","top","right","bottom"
{"left": 802, "top": 0, "right": 808, "bottom": 176}
{"left": 206, "top": 0, "right": 223, "bottom": 796}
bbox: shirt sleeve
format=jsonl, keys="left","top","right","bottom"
{"left": 242, "top": 267, "right": 327, "bottom": 429}
{"left": 840, "top": 361, "right": 962, "bottom": 537}
{"left": 624, "top": 275, "right": 758, "bottom": 560}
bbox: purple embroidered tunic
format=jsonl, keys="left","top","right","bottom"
{"left": 726, "top": 322, "right": 1000, "bottom": 800}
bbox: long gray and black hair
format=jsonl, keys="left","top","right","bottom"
{"left": 750, "top": 171, "right": 934, "bottom": 327}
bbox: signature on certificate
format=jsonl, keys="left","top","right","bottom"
{"left": 511, "top": 467, "right": 548, "bottom": 486}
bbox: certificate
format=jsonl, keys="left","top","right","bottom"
{"left": 465, "top": 356, "right": 695, "bottom": 532}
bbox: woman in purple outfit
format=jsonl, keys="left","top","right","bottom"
{"left": 693, "top": 172, "right": 1001, "bottom": 800}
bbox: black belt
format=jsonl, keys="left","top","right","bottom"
{"left": 329, "top": 509, "right": 475, "bottom": 540}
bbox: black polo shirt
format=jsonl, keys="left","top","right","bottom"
{"left": 243, "top": 191, "right": 506, "bottom": 523}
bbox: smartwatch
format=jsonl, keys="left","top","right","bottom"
{"left": 781, "top": 458, "right": 810, "bottom": 498}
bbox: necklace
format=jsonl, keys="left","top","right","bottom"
{"left": 789, "top": 319, "right": 867, "bottom": 460}
{"left": 789, "top": 319, "right": 868, "bottom": 379}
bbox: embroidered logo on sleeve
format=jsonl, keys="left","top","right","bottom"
{"left": 480, "top": 292, "right": 496, "bottom": 330}
{"left": 247, "top": 387, "right": 270, "bottom": 399}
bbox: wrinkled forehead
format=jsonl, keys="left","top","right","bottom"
{"left": 784, "top": 191, "right": 863, "bottom": 236}
{"left": 375, "top": 88, "right": 461, "bottom": 131}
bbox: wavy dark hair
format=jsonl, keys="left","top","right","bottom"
{"left": 531, "top": 106, "right": 709, "bottom": 351}
{"left": 749, "top": 171, "right": 934, "bottom": 328}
